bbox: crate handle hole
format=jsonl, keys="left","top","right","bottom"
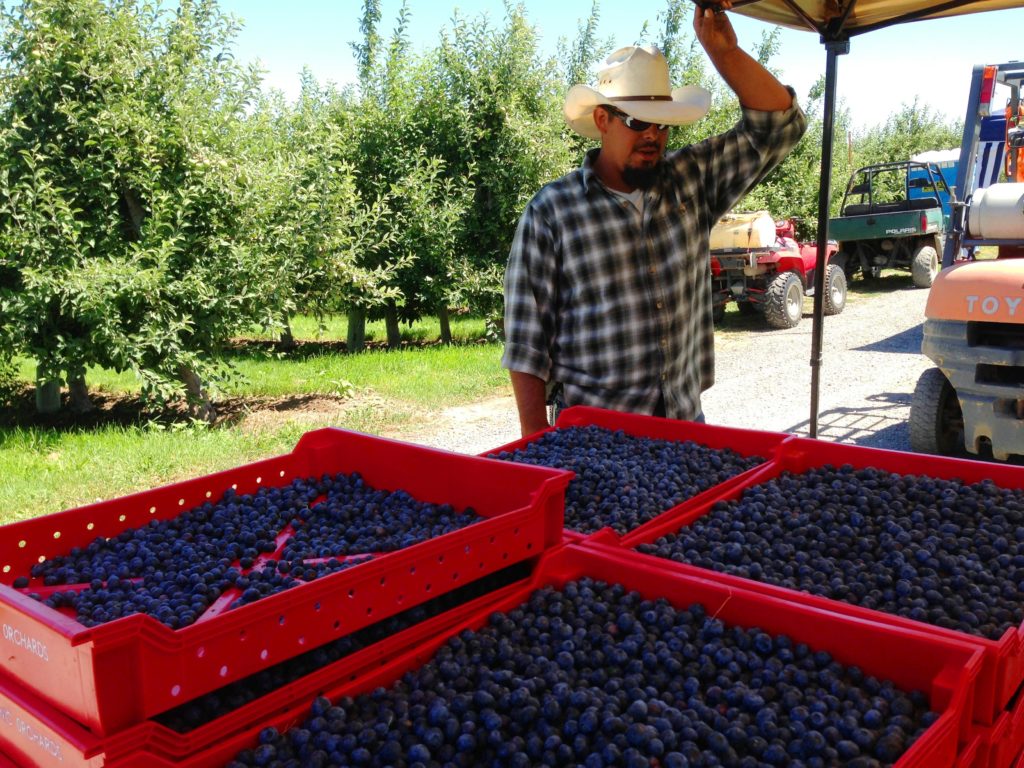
{"left": 348, "top": 589, "right": 355, "bottom": 599}
{"left": 366, "top": 607, "right": 373, "bottom": 615}
{"left": 206, "top": 491, "right": 212, "bottom": 499}
{"left": 86, "top": 523, "right": 94, "bottom": 531}
{"left": 278, "top": 616, "right": 286, "bottom": 626}
{"left": 333, "top": 620, "right": 340, "bottom": 630}
{"left": 178, "top": 499, "right": 185, "bottom": 507}
{"left": 119, "top": 515, "right": 126, "bottom": 522}
{"left": 526, "top": 543, "right": 533, "bottom": 551}
{"left": 171, "top": 685, "right": 181, "bottom": 697}
{"left": 464, "top": 545, "right": 471, "bottom": 554}
{"left": 409, "top": 566, "right": 416, "bottom": 575}
{"left": 298, "top": 636, "right": 305, "bottom": 646}
{"left": 379, "top": 577, "right": 386, "bottom": 586}
{"left": 196, "top": 646, "right": 205, "bottom": 658}
{"left": 17, "top": 540, "right": 25, "bottom": 549}
{"left": 256, "top": 476, "right": 262, "bottom": 484}
{"left": 219, "top": 665, "right": 228, "bottom": 677}
{"left": 452, "top": 572, "right": 459, "bottom": 581}
{"left": 52, "top": 531, "right": 61, "bottom": 540}
{"left": 425, "top": 583, "right": 432, "bottom": 592}
{"left": 502, "top": 552, "right": 509, "bottom": 560}
{"left": 260, "top": 649, "right": 269, "bottom": 661}
{"left": 438, "top": 554, "right": 445, "bottom": 563}
{"left": 149, "top": 506, "right": 156, "bottom": 514}
{"left": 1, "top": 565, "right": 8, "bottom": 574}
{"left": 314, "top": 602, "right": 321, "bottom": 612}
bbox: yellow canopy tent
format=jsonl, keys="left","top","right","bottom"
{"left": 713, "top": 0, "right": 1024, "bottom": 437}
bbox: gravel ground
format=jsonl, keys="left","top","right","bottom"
{"left": 397, "top": 277, "right": 933, "bottom": 456}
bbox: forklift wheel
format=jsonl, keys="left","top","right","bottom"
{"left": 909, "top": 367, "right": 964, "bottom": 456}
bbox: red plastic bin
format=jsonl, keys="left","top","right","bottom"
{"left": 968, "top": 680, "right": 1024, "bottom": 768}
{"left": 0, "top": 428, "right": 570, "bottom": 736}
{"left": 104, "top": 543, "right": 983, "bottom": 768}
{"left": 0, "top": 572, "right": 531, "bottom": 768}
{"left": 607, "top": 435, "right": 1024, "bottom": 725}
{"left": 482, "top": 405, "right": 791, "bottom": 543}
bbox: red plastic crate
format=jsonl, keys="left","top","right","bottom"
{"left": 108, "top": 544, "right": 983, "bottom": 768}
{"left": 0, "top": 428, "right": 570, "bottom": 736}
{"left": 607, "top": 435, "right": 1024, "bottom": 725}
{"left": 0, "top": 573, "right": 530, "bottom": 768}
{"left": 968, "top": 680, "right": 1024, "bottom": 768}
{"left": 482, "top": 405, "right": 791, "bottom": 543}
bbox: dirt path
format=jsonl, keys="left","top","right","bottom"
{"left": 392, "top": 277, "right": 933, "bottom": 455}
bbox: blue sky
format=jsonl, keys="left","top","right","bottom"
{"left": 217, "top": 1, "right": 1024, "bottom": 133}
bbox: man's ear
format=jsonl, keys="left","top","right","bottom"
{"left": 593, "top": 106, "right": 611, "bottom": 134}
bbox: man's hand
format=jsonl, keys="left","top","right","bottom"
{"left": 693, "top": 0, "right": 738, "bottom": 59}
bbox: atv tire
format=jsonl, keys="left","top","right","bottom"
{"left": 910, "top": 367, "right": 964, "bottom": 456}
{"left": 764, "top": 271, "right": 803, "bottom": 329}
{"left": 911, "top": 244, "right": 939, "bottom": 288}
{"left": 712, "top": 302, "right": 726, "bottom": 323}
{"left": 823, "top": 264, "right": 847, "bottom": 316}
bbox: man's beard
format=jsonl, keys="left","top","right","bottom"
{"left": 622, "top": 161, "right": 662, "bottom": 190}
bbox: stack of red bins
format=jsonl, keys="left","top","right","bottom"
{"left": 560, "top": 420, "right": 1024, "bottom": 768}
{"left": 0, "top": 428, "right": 571, "bottom": 767}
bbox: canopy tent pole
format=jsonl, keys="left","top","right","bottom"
{"left": 808, "top": 38, "right": 849, "bottom": 438}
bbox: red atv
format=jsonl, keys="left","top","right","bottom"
{"left": 710, "top": 215, "right": 846, "bottom": 329}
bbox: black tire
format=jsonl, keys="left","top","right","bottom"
{"left": 712, "top": 302, "right": 726, "bottom": 323}
{"left": 822, "top": 264, "right": 847, "bottom": 316}
{"left": 911, "top": 244, "right": 939, "bottom": 288}
{"left": 909, "top": 367, "right": 964, "bottom": 456}
{"left": 764, "top": 271, "right": 803, "bottom": 329}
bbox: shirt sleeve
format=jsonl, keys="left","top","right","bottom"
{"left": 672, "top": 87, "right": 808, "bottom": 221}
{"left": 501, "top": 198, "right": 557, "bottom": 380}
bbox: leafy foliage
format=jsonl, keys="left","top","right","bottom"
{"left": 0, "top": 0, "right": 277, "bottom": 411}
{"left": 0, "top": 0, "right": 964, "bottom": 416}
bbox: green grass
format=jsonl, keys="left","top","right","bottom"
{"left": 220, "top": 343, "right": 508, "bottom": 402}
{"left": 0, "top": 424, "right": 310, "bottom": 524}
{"left": 1, "top": 315, "right": 510, "bottom": 521}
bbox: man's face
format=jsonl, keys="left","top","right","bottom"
{"left": 595, "top": 106, "right": 669, "bottom": 188}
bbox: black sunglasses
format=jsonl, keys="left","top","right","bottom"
{"left": 604, "top": 106, "right": 668, "bottom": 132}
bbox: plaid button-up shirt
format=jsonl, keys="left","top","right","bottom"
{"left": 502, "top": 96, "right": 807, "bottom": 420}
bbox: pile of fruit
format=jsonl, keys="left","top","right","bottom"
{"left": 228, "top": 578, "right": 935, "bottom": 767}
{"left": 18, "top": 473, "right": 483, "bottom": 629}
{"left": 489, "top": 426, "right": 763, "bottom": 534}
{"left": 639, "top": 464, "right": 1024, "bottom": 639}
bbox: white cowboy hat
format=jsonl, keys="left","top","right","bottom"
{"left": 564, "top": 45, "right": 712, "bottom": 140}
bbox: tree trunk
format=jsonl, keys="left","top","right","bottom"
{"left": 384, "top": 303, "right": 401, "bottom": 349}
{"left": 179, "top": 365, "right": 216, "bottom": 423}
{"left": 34, "top": 364, "right": 61, "bottom": 415}
{"left": 439, "top": 306, "right": 452, "bottom": 345}
{"left": 279, "top": 316, "right": 296, "bottom": 350}
{"left": 346, "top": 306, "right": 366, "bottom": 352}
{"left": 68, "top": 374, "right": 95, "bottom": 413}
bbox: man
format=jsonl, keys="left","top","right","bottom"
{"left": 502, "top": 2, "right": 807, "bottom": 437}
